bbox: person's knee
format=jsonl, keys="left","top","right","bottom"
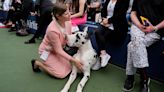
{"left": 54, "top": 73, "right": 68, "bottom": 79}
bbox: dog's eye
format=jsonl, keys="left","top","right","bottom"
{"left": 75, "top": 40, "right": 78, "bottom": 42}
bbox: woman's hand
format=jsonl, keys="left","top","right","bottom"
{"left": 10, "top": 6, "right": 15, "bottom": 11}
{"left": 137, "top": 23, "right": 147, "bottom": 32}
{"left": 45, "top": 45, "right": 52, "bottom": 51}
{"left": 73, "top": 59, "right": 83, "bottom": 72}
{"left": 30, "top": 12, "right": 36, "bottom": 16}
{"left": 145, "top": 25, "right": 155, "bottom": 33}
{"left": 102, "top": 18, "right": 108, "bottom": 24}
{"left": 101, "top": 18, "right": 110, "bottom": 27}
{"left": 137, "top": 23, "right": 155, "bottom": 33}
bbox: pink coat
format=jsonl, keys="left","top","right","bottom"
{"left": 39, "top": 20, "right": 73, "bottom": 78}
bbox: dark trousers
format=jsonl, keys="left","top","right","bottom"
{"left": 95, "top": 25, "right": 114, "bottom": 51}
{"left": 95, "top": 25, "right": 127, "bottom": 52}
{"left": 5, "top": 9, "right": 14, "bottom": 22}
{"left": 0, "top": 10, "right": 8, "bottom": 22}
{"left": 31, "top": 10, "right": 52, "bottom": 40}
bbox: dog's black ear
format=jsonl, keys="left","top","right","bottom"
{"left": 83, "top": 26, "right": 88, "bottom": 33}
{"left": 84, "top": 31, "right": 91, "bottom": 39}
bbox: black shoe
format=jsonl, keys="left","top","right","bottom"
{"left": 24, "top": 39, "right": 36, "bottom": 44}
{"left": 31, "top": 59, "right": 41, "bottom": 72}
{"left": 8, "top": 27, "right": 17, "bottom": 32}
{"left": 139, "top": 78, "right": 150, "bottom": 92}
{"left": 123, "top": 78, "right": 135, "bottom": 91}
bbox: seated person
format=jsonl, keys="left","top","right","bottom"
{"left": 65, "top": 0, "right": 87, "bottom": 26}
{"left": 95, "top": 0, "right": 129, "bottom": 67}
{"left": 87, "top": 0, "right": 102, "bottom": 22}
{"left": 5, "top": 0, "right": 24, "bottom": 32}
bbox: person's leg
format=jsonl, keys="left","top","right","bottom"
{"left": 25, "top": 10, "right": 52, "bottom": 44}
{"left": 123, "top": 24, "right": 147, "bottom": 91}
{"left": 95, "top": 26, "right": 106, "bottom": 52}
{"left": 138, "top": 68, "right": 150, "bottom": 92}
{"left": 137, "top": 32, "right": 160, "bottom": 92}
{"left": 31, "top": 59, "right": 61, "bottom": 78}
{"left": 34, "top": 60, "right": 57, "bottom": 77}
{"left": 123, "top": 24, "right": 160, "bottom": 92}
{"left": 95, "top": 26, "right": 111, "bottom": 67}
{"left": 4, "top": 9, "right": 13, "bottom": 25}
{"left": 8, "top": 12, "right": 19, "bottom": 32}
{"left": 123, "top": 41, "right": 136, "bottom": 91}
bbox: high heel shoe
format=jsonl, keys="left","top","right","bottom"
{"left": 24, "top": 39, "right": 36, "bottom": 44}
{"left": 31, "top": 59, "right": 41, "bottom": 72}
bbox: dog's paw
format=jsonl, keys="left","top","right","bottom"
{"left": 60, "top": 89, "right": 68, "bottom": 92}
{"left": 76, "top": 89, "right": 82, "bottom": 92}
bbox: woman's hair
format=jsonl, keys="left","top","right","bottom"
{"left": 72, "top": 0, "right": 87, "bottom": 14}
{"left": 52, "top": 3, "right": 67, "bottom": 20}
{"left": 72, "top": 0, "right": 79, "bottom": 13}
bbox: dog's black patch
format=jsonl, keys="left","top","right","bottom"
{"left": 86, "top": 75, "right": 90, "bottom": 79}
{"left": 76, "top": 34, "right": 80, "bottom": 39}
{"left": 75, "top": 39, "right": 78, "bottom": 42}
{"left": 71, "top": 73, "right": 75, "bottom": 75}
{"left": 80, "top": 84, "right": 83, "bottom": 88}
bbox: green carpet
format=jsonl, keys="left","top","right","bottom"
{"left": 0, "top": 28, "right": 164, "bottom": 92}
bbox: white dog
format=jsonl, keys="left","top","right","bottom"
{"left": 61, "top": 27, "right": 100, "bottom": 92}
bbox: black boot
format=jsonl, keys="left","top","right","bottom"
{"left": 8, "top": 26, "right": 17, "bottom": 32}
{"left": 138, "top": 68, "right": 150, "bottom": 92}
{"left": 123, "top": 75, "right": 135, "bottom": 91}
{"left": 24, "top": 38, "right": 36, "bottom": 44}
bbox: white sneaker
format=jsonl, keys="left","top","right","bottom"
{"left": 92, "top": 58, "right": 101, "bottom": 70}
{"left": 0, "top": 22, "right": 5, "bottom": 26}
{"left": 100, "top": 54, "right": 111, "bottom": 67}
{"left": 0, "top": 22, "right": 6, "bottom": 28}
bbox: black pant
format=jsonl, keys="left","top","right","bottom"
{"left": 95, "top": 25, "right": 127, "bottom": 52}
{"left": 5, "top": 9, "right": 14, "bottom": 23}
{"left": 31, "top": 10, "right": 52, "bottom": 40}
{"left": 95, "top": 25, "right": 113, "bottom": 51}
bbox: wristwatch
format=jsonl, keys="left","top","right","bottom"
{"left": 154, "top": 26, "right": 158, "bottom": 32}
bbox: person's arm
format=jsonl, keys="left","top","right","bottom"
{"left": 155, "top": 20, "right": 164, "bottom": 31}
{"left": 47, "top": 31, "right": 72, "bottom": 60}
{"left": 108, "top": 0, "right": 129, "bottom": 24}
{"left": 71, "top": 0, "right": 86, "bottom": 18}
{"left": 101, "top": 0, "right": 108, "bottom": 18}
{"left": 65, "top": 0, "right": 72, "bottom": 12}
{"left": 3, "top": 0, "right": 10, "bottom": 11}
{"left": 130, "top": 0, "right": 147, "bottom": 32}
{"left": 145, "top": 20, "right": 164, "bottom": 33}
{"left": 47, "top": 31, "right": 83, "bottom": 71}
{"left": 131, "top": 11, "right": 145, "bottom": 28}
